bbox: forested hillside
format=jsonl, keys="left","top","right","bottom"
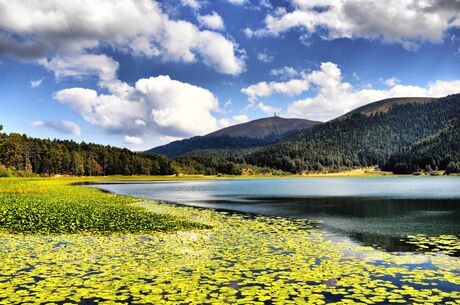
{"left": 148, "top": 135, "right": 269, "bottom": 159}
{"left": 245, "top": 95, "right": 460, "bottom": 173}
{"left": 0, "top": 126, "right": 175, "bottom": 176}
{"left": 384, "top": 120, "right": 460, "bottom": 174}
{"left": 148, "top": 116, "right": 320, "bottom": 158}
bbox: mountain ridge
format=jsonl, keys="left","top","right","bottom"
{"left": 147, "top": 116, "right": 321, "bottom": 158}
{"left": 345, "top": 97, "right": 436, "bottom": 117}
{"left": 207, "top": 116, "right": 321, "bottom": 139}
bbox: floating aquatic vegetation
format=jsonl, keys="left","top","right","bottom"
{"left": 0, "top": 178, "right": 459, "bottom": 304}
{"left": 404, "top": 234, "right": 460, "bottom": 256}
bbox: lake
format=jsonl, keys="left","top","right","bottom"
{"left": 91, "top": 176, "right": 460, "bottom": 253}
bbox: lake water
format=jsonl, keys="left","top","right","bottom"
{"left": 90, "top": 177, "right": 460, "bottom": 253}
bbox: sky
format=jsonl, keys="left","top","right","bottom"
{"left": 0, "top": 0, "right": 459, "bottom": 150}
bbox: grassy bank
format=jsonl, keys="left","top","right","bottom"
{"left": 0, "top": 178, "right": 210, "bottom": 234}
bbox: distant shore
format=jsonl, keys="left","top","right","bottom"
{"left": 61, "top": 167, "right": 458, "bottom": 181}
{"left": 4, "top": 167, "right": 458, "bottom": 182}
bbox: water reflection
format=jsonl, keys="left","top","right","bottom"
{"left": 90, "top": 177, "right": 460, "bottom": 254}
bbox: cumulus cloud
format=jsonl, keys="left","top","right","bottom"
{"left": 40, "top": 54, "right": 119, "bottom": 83}
{"left": 218, "top": 114, "right": 249, "bottom": 128}
{"left": 0, "top": 0, "right": 244, "bottom": 75}
{"left": 32, "top": 120, "right": 81, "bottom": 135}
{"left": 198, "top": 12, "right": 225, "bottom": 31}
{"left": 247, "top": 0, "right": 460, "bottom": 49}
{"left": 259, "top": 0, "right": 273, "bottom": 9}
{"left": 285, "top": 63, "right": 460, "bottom": 121}
{"left": 241, "top": 77, "right": 310, "bottom": 103}
{"left": 227, "top": 0, "right": 246, "bottom": 5}
{"left": 256, "top": 52, "right": 274, "bottom": 63}
{"left": 30, "top": 78, "right": 44, "bottom": 88}
{"left": 270, "top": 66, "right": 300, "bottom": 79}
{"left": 258, "top": 102, "right": 281, "bottom": 115}
{"left": 123, "top": 135, "right": 144, "bottom": 145}
{"left": 181, "top": 0, "right": 201, "bottom": 10}
{"left": 54, "top": 75, "right": 221, "bottom": 138}
{"left": 242, "top": 61, "right": 460, "bottom": 121}
{"left": 384, "top": 77, "right": 400, "bottom": 87}
{"left": 159, "top": 135, "right": 184, "bottom": 144}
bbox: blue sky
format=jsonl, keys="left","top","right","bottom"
{"left": 0, "top": 0, "right": 459, "bottom": 150}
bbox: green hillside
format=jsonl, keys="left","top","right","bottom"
{"left": 384, "top": 120, "right": 460, "bottom": 173}
{"left": 245, "top": 94, "right": 460, "bottom": 173}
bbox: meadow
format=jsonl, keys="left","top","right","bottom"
{"left": 0, "top": 177, "right": 459, "bottom": 304}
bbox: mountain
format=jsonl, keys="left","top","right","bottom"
{"left": 245, "top": 94, "right": 460, "bottom": 173}
{"left": 207, "top": 116, "right": 319, "bottom": 139}
{"left": 147, "top": 116, "right": 321, "bottom": 158}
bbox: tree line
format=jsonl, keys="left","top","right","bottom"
{"left": 0, "top": 125, "right": 175, "bottom": 176}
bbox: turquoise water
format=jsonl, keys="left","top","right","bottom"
{"left": 91, "top": 177, "right": 460, "bottom": 252}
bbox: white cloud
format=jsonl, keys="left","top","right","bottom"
{"left": 258, "top": 102, "right": 281, "bottom": 115}
{"left": 0, "top": 0, "right": 244, "bottom": 75}
{"left": 181, "top": 0, "right": 201, "bottom": 10}
{"left": 241, "top": 77, "right": 310, "bottom": 103}
{"left": 39, "top": 54, "right": 119, "bottom": 83}
{"left": 134, "top": 119, "right": 146, "bottom": 127}
{"left": 218, "top": 114, "right": 249, "bottom": 127}
{"left": 242, "top": 61, "right": 460, "bottom": 121}
{"left": 256, "top": 52, "right": 274, "bottom": 63}
{"left": 123, "top": 135, "right": 143, "bottom": 145}
{"left": 227, "top": 0, "right": 246, "bottom": 5}
{"left": 247, "top": 0, "right": 460, "bottom": 49}
{"left": 270, "top": 66, "right": 300, "bottom": 79}
{"left": 224, "top": 99, "right": 233, "bottom": 109}
{"left": 32, "top": 120, "right": 81, "bottom": 135}
{"left": 30, "top": 78, "right": 44, "bottom": 88}
{"left": 384, "top": 77, "right": 400, "bottom": 87}
{"left": 284, "top": 62, "right": 460, "bottom": 121}
{"left": 55, "top": 75, "right": 221, "bottom": 138}
{"left": 198, "top": 12, "right": 225, "bottom": 31}
{"left": 159, "top": 135, "right": 184, "bottom": 144}
{"left": 259, "top": 0, "right": 272, "bottom": 9}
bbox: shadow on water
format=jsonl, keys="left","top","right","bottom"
{"left": 194, "top": 196, "right": 460, "bottom": 254}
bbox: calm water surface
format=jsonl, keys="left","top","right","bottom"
{"left": 91, "top": 177, "right": 460, "bottom": 252}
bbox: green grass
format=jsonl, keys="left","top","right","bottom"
{"left": 0, "top": 178, "right": 210, "bottom": 234}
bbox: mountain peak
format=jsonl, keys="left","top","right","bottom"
{"left": 147, "top": 116, "right": 321, "bottom": 158}
{"left": 208, "top": 116, "right": 321, "bottom": 140}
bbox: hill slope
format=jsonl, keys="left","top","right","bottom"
{"left": 384, "top": 119, "right": 460, "bottom": 173}
{"left": 147, "top": 116, "right": 320, "bottom": 158}
{"left": 345, "top": 97, "right": 435, "bottom": 117}
{"left": 246, "top": 95, "right": 460, "bottom": 173}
